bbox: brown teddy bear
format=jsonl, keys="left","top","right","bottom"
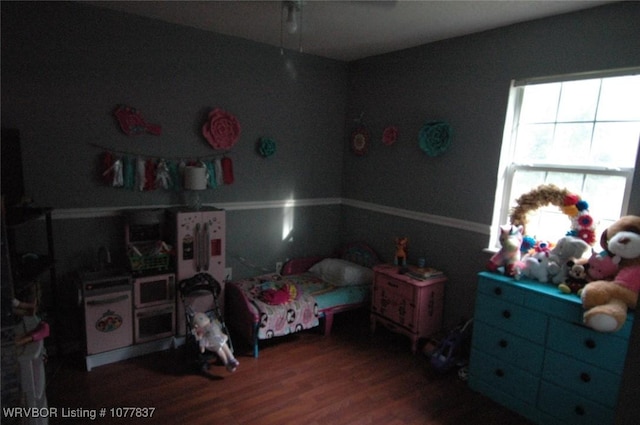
{"left": 581, "top": 215, "right": 640, "bottom": 332}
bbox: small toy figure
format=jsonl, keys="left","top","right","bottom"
{"left": 394, "top": 237, "right": 408, "bottom": 266}
{"left": 558, "top": 260, "right": 589, "bottom": 295}
{"left": 191, "top": 312, "right": 239, "bottom": 372}
{"left": 548, "top": 236, "right": 590, "bottom": 284}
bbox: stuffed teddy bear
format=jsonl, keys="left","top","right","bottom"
{"left": 549, "top": 236, "right": 591, "bottom": 284}
{"left": 191, "top": 312, "right": 239, "bottom": 372}
{"left": 581, "top": 215, "right": 640, "bottom": 332}
{"left": 487, "top": 224, "right": 523, "bottom": 277}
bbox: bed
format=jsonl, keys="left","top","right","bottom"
{"left": 225, "top": 242, "right": 381, "bottom": 357}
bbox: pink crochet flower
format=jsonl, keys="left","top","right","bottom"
{"left": 382, "top": 126, "right": 399, "bottom": 145}
{"left": 202, "top": 108, "right": 241, "bottom": 150}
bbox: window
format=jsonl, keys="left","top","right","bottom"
{"left": 490, "top": 69, "right": 640, "bottom": 249}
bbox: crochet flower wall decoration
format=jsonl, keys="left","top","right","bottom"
{"left": 418, "top": 121, "right": 452, "bottom": 157}
{"left": 202, "top": 108, "right": 241, "bottom": 150}
{"left": 113, "top": 105, "right": 161, "bottom": 136}
{"left": 351, "top": 127, "right": 370, "bottom": 156}
{"left": 382, "top": 126, "right": 399, "bottom": 146}
{"left": 258, "top": 137, "right": 277, "bottom": 158}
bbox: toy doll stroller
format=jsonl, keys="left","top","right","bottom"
{"left": 179, "top": 273, "right": 236, "bottom": 376}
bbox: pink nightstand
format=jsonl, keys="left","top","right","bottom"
{"left": 371, "top": 264, "right": 446, "bottom": 353}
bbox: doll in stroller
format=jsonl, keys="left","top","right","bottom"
{"left": 180, "top": 273, "right": 239, "bottom": 374}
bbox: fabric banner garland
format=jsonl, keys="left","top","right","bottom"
{"left": 100, "top": 151, "right": 233, "bottom": 191}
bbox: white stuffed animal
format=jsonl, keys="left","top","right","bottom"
{"left": 517, "top": 250, "right": 555, "bottom": 282}
{"left": 549, "top": 236, "right": 591, "bottom": 284}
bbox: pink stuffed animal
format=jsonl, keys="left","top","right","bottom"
{"left": 586, "top": 249, "right": 620, "bottom": 281}
{"left": 487, "top": 224, "right": 523, "bottom": 277}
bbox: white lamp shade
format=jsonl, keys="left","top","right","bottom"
{"left": 184, "top": 166, "right": 207, "bottom": 190}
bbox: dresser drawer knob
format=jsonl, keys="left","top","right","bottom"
{"left": 580, "top": 372, "right": 591, "bottom": 383}
{"left": 584, "top": 338, "right": 596, "bottom": 349}
{"left": 502, "top": 310, "right": 511, "bottom": 319}
{"left": 499, "top": 339, "right": 508, "bottom": 348}
{"left": 574, "top": 405, "right": 586, "bottom": 416}
{"left": 494, "top": 287, "right": 502, "bottom": 296}
{"left": 494, "top": 368, "right": 505, "bottom": 377}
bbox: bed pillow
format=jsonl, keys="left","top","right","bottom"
{"left": 309, "top": 258, "right": 374, "bottom": 286}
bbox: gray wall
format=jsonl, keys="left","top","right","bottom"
{"left": 1, "top": 1, "right": 347, "bottom": 280}
{"left": 342, "top": 2, "right": 640, "bottom": 327}
{"left": 2, "top": 0, "right": 640, "bottom": 373}
{"left": 342, "top": 6, "right": 640, "bottom": 420}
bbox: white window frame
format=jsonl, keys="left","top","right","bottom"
{"left": 489, "top": 67, "right": 640, "bottom": 249}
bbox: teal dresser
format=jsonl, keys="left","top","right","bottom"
{"left": 469, "top": 272, "right": 634, "bottom": 425}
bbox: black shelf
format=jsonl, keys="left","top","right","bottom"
{"left": 3, "top": 206, "right": 59, "bottom": 354}
{"left": 11, "top": 254, "right": 54, "bottom": 289}
{"left": 5, "top": 206, "right": 53, "bottom": 228}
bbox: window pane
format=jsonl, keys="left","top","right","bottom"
{"left": 511, "top": 170, "right": 546, "bottom": 201}
{"left": 583, "top": 174, "right": 627, "bottom": 222}
{"left": 545, "top": 172, "right": 583, "bottom": 193}
{"left": 557, "top": 79, "right": 600, "bottom": 122}
{"left": 597, "top": 75, "right": 640, "bottom": 121}
{"left": 492, "top": 70, "right": 640, "bottom": 250}
{"left": 514, "top": 123, "right": 554, "bottom": 161}
{"left": 553, "top": 123, "right": 592, "bottom": 164}
{"left": 591, "top": 122, "right": 640, "bottom": 167}
{"left": 519, "top": 83, "right": 560, "bottom": 123}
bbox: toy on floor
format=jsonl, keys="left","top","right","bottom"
{"left": 180, "top": 273, "right": 236, "bottom": 377}
{"left": 430, "top": 319, "right": 473, "bottom": 374}
{"left": 581, "top": 215, "right": 640, "bottom": 332}
{"left": 191, "top": 312, "right": 239, "bottom": 372}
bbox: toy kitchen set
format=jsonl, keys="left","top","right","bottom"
{"left": 78, "top": 207, "right": 225, "bottom": 371}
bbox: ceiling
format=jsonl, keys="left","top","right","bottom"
{"left": 86, "top": 0, "right": 616, "bottom": 62}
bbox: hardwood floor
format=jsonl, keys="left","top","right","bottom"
{"left": 46, "top": 309, "right": 532, "bottom": 425}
